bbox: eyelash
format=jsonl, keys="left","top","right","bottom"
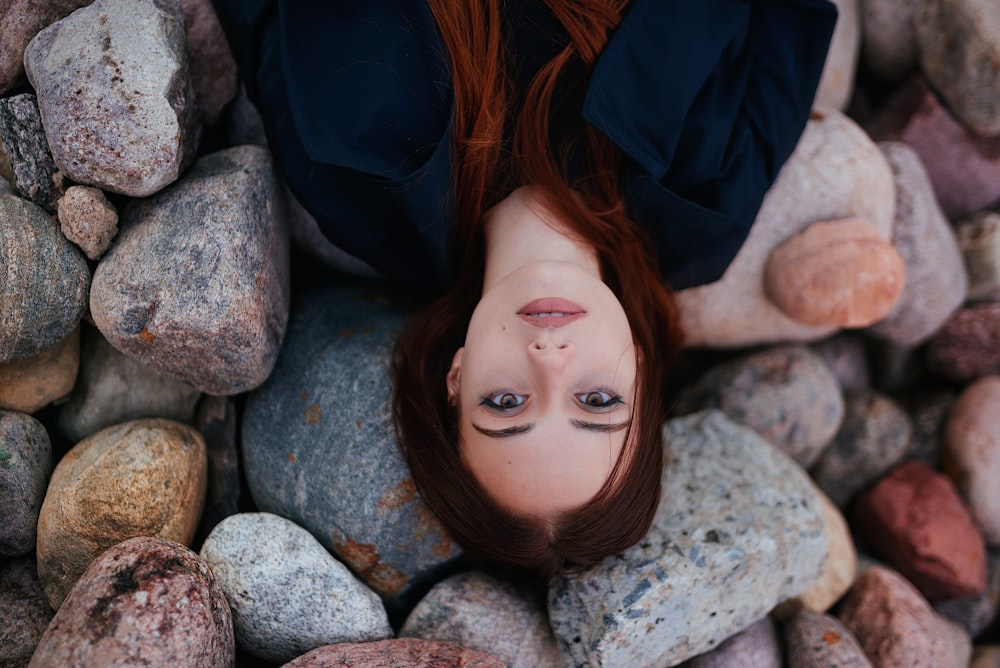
{"left": 479, "top": 386, "right": 624, "bottom": 412}
{"left": 578, "top": 385, "right": 624, "bottom": 410}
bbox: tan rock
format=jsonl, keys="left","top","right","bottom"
{"left": 36, "top": 418, "right": 207, "bottom": 609}
{"left": 57, "top": 185, "right": 118, "bottom": 260}
{"left": 0, "top": 326, "right": 79, "bottom": 413}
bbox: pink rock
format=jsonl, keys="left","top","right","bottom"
{"left": 926, "top": 303, "right": 1000, "bottom": 382}
{"left": 839, "top": 566, "right": 972, "bottom": 667}
{"left": 57, "top": 185, "right": 119, "bottom": 260}
{"left": 851, "top": 460, "right": 988, "bottom": 602}
{"left": 179, "top": 0, "right": 239, "bottom": 126}
{"left": 282, "top": 638, "right": 506, "bottom": 668}
{"left": 0, "top": 0, "right": 93, "bottom": 95}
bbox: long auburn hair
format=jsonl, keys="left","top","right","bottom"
{"left": 392, "top": 0, "right": 683, "bottom": 579}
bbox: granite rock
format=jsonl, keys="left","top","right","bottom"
{"left": 937, "top": 549, "right": 1000, "bottom": 638}
{"left": 57, "top": 186, "right": 119, "bottom": 261}
{"left": 0, "top": 94, "right": 63, "bottom": 212}
{"left": 547, "top": 410, "right": 827, "bottom": 667}
{"left": 23, "top": 0, "right": 201, "bottom": 197}
{"left": 282, "top": 638, "right": 505, "bottom": 668}
{"left": 784, "top": 610, "right": 872, "bottom": 668}
{"left": 0, "top": 559, "right": 54, "bottom": 668}
{"left": 859, "top": 0, "right": 920, "bottom": 83}
{"left": 36, "top": 418, "right": 207, "bottom": 609}
{"left": 680, "top": 617, "right": 782, "bottom": 668}
{"left": 90, "top": 145, "right": 290, "bottom": 395}
{"left": 179, "top": 0, "right": 239, "bottom": 126}
{"left": 0, "top": 410, "right": 52, "bottom": 557}
{"left": 810, "top": 333, "right": 872, "bottom": 393}
{"left": 0, "top": 327, "right": 79, "bottom": 414}
{"left": 0, "top": 0, "right": 93, "bottom": 94}
{"left": 927, "top": 303, "right": 1000, "bottom": 383}
{"left": 956, "top": 211, "right": 1000, "bottom": 302}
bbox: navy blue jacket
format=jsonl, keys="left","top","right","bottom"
{"left": 213, "top": 0, "right": 837, "bottom": 293}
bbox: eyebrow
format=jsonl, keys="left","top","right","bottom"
{"left": 471, "top": 419, "right": 631, "bottom": 439}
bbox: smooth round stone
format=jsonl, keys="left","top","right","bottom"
{"left": 0, "top": 0, "right": 92, "bottom": 94}
{"left": 927, "top": 303, "right": 1000, "bottom": 383}
{"left": 0, "top": 327, "right": 79, "bottom": 414}
{"left": 0, "top": 559, "right": 54, "bottom": 668}
{"left": 937, "top": 550, "right": 1000, "bottom": 638}
{"left": 0, "top": 194, "right": 89, "bottom": 363}
{"left": 0, "top": 410, "right": 52, "bottom": 557}
{"left": 57, "top": 185, "right": 118, "bottom": 261}
{"left": 677, "top": 345, "right": 844, "bottom": 468}
{"left": 36, "top": 418, "right": 207, "bottom": 609}
{"left": 29, "top": 537, "right": 234, "bottom": 668}
{"left": 860, "top": 0, "right": 920, "bottom": 83}
{"left": 399, "top": 571, "right": 562, "bottom": 668}
{"left": 955, "top": 211, "right": 1000, "bottom": 302}
{"left": 852, "top": 460, "right": 987, "bottom": 602}
{"left": 784, "top": 610, "right": 872, "bottom": 668}
{"left": 200, "top": 512, "right": 392, "bottom": 665}
{"left": 838, "top": 566, "right": 972, "bottom": 667}
{"left": 814, "top": 0, "right": 860, "bottom": 111}
{"left": 810, "top": 390, "right": 912, "bottom": 509}
{"left": 680, "top": 617, "right": 782, "bottom": 668}
{"left": 764, "top": 217, "right": 905, "bottom": 329}
{"left": 283, "top": 638, "right": 506, "bottom": 667}
{"left": 945, "top": 376, "right": 1000, "bottom": 545}
{"left": 57, "top": 328, "right": 201, "bottom": 442}
{"left": 0, "top": 93, "right": 62, "bottom": 212}
{"left": 810, "top": 333, "right": 872, "bottom": 393}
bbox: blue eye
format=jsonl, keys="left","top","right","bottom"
{"left": 577, "top": 389, "right": 623, "bottom": 410}
{"left": 481, "top": 391, "right": 527, "bottom": 411}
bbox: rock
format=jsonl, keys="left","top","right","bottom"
{"left": 763, "top": 217, "right": 905, "bottom": 328}
{"left": 178, "top": 0, "right": 239, "bottom": 126}
{"left": 223, "top": 85, "right": 267, "bottom": 148}
{"left": 956, "top": 211, "right": 1000, "bottom": 302}
{"left": 914, "top": 0, "right": 1000, "bottom": 137}
{"left": 282, "top": 638, "right": 505, "bottom": 668}
{"left": 57, "top": 186, "right": 119, "bottom": 261}
{"left": 57, "top": 328, "right": 201, "bottom": 442}
{"left": 815, "top": 0, "right": 860, "bottom": 111}
{"left": 676, "top": 345, "right": 844, "bottom": 468}
{"left": 903, "top": 391, "right": 954, "bottom": 467}
{"left": 90, "top": 145, "right": 290, "bottom": 395}
{"left": 859, "top": 0, "right": 920, "bottom": 83}
{"left": 547, "top": 410, "right": 827, "bottom": 668}
{"left": 944, "top": 376, "right": 1000, "bottom": 546}
{"left": 838, "top": 566, "right": 972, "bottom": 667}
{"left": 0, "top": 0, "right": 93, "bottom": 95}
{"left": 242, "top": 284, "right": 460, "bottom": 615}
{"left": 194, "top": 394, "right": 241, "bottom": 540}
{"left": 30, "top": 536, "right": 234, "bottom": 668}
{"left": 0, "top": 194, "right": 89, "bottom": 364}
{"left": 399, "top": 571, "right": 562, "bottom": 668}
{"left": 680, "top": 617, "right": 782, "bottom": 668}
{"left": 810, "top": 390, "right": 912, "bottom": 509}
{"left": 0, "top": 327, "right": 79, "bottom": 414}
{"left": 972, "top": 646, "right": 1000, "bottom": 668}
{"left": 866, "top": 75, "right": 1000, "bottom": 220}
{"left": 927, "top": 303, "right": 1000, "bottom": 383}
{"left": 0, "top": 559, "right": 54, "bottom": 668}
{"left": 23, "top": 0, "right": 201, "bottom": 197}
{"left": 784, "top": 610, "right": 872, "bottom": 668}
{"left": 200, "top": 513, "right": 392, "bottom": 665}
{"left": 0, "top": 410, "right": 52, "bottom": 557}
{"left": 937, "top": 550, "right": 1000, "bottom": 638}
{"left": 851, "top": 460, "right": 988, "bottom": 602}
{"left": 810, "top": 333, "right": 872, "bottom": 393}
{"left": 0, "top": 93, "right": 63, "bottom": 212}
{"left": 677, "top": 108, "right": 896, "bottom": 347}
{"left": 36, "top": 418, "right": 207, "bottom": 609}
{"left": 866, "top": 142, "right": 967, "bottom": 346}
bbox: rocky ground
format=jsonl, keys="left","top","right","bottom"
{"left": 2, "top": 0, "right": 1000, "bottom": 666}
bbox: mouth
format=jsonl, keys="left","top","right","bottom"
{"left": 517, "top": 298, "right": 586, "bottom": 327}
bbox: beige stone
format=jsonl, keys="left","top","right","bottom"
{"left": 36, "top": 418, "right": 207, "bottom": 609}
{"left": 57, "top": 185, "right": 118, "bottom": 260}
{"left": 0, "top": 326, "right": 78, "bottom": 413}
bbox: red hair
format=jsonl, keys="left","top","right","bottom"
{"left": 392, "top": 0, "right": 683, "bottom": 579}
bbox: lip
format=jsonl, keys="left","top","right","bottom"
{"left": 517, "top": 298, "right": 586, "bottom": 328}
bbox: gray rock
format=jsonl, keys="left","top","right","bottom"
{"left": 200, "top": 512, "right": 392, "bottom": 665}
{"left": 90, "top": 145, "right": 289, "bottom": 395}
{"left": 547, "top": 410, "right": 827, "bottom": 668}
{"left": 866, "top": 142, "right": 967, "bottom": 346}
{"left": 937, "top": 549, "right": 1000, "bottom": 638}
{"left": 179, "top": 0, "right": 239, "bottom": 126}
{"left": 0, "top": 411, "right": 52, "bottom": 557}
{"left": 223, "top": 85, "right": 267, "bottom": 148}
{"left": 0, "top": 0, "right": 93, "bottom": 95}
{"left": 681, "top": 617, "right": 783, "bottom": 668}
{"left": 0, "top": 558, "right": 54, "bottom": 668}
{"left": 57, "top": 328, "right": 201, "bottom": 442}
{"left": 860, "top": 0, "right": 920, "bottom": 83}
{"left": 784, "top": 610, "right": 872, "bottom": 668}
{"left": 676, "top": 345, "right": 844, "bottom": 468}
{"left": 241, "top": 283, "right": 462, "bottom": 615}
{"left": 0, "top": 194, "right": 89, "bottom": 363}
{"left": 903, "top": 391, "right": 953, "bottom": 467}
{"left": 810, "top": 333, "right": 872, "bottom": 393}
{"left": 400, "top": 571, "right": 563, "bottom": 668}
{"left": 0, "top": 94, "right": 62, "bottom": 212}
{"left": 23, "top": 0, "right": 200, "bottom": 197}
{"left": 956, "top": 211, "right": 1000, "bottom": 302}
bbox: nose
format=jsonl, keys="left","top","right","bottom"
{"left": 528, "top": 335, "right": 572, "bottom": 371}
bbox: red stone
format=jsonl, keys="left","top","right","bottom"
{"left": 283, "top": 638, "right": 505, "bottom": 668}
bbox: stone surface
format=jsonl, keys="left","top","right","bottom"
{"left": 0, "top": 0, "right": 93, "bottom": 94}
{"left": 200, "top": 512, "right": 392, "bottom": 665}
{"left": 866, "top": 142, "right": 967, "bottom": 346}
{"left": 194, "top": 394, "right": 241, "bottom": 540}
{"left": 179, "top": 0, "right": 239, "bottom": 126}
{"left": 927, "top": 303, "right": 1000, "bottom": 383}
{"left": 944, "top": 376, "right": 1000, "bottom": 546}
{"left": 399, "top": 571, "right": 563, "bottom": 668}
{"left": 29, "top": 537, "right": 234, "bottom": 668}
{"left": 90, "top": 145, "right": 290, "bottom": 395}
{"left": 956, "top": 211, "right": 1000, "bottom": 302}
{"left": 815, "top": 0, "right": 860, "bottom": 111}
{"left": 36, "top": 418, "right": 207, "bottom": 609}
{"left": 839, "top": 566, "right": 972, "bottom": 667}
{"left": 764, "top": 217, "right": 905, "bottom": 328}
{"left": 283, "top": 638, "right": 506, "bottom": 668}
{"left": 547, "top": 410, "right": 827, "bottom": 668}
{"left": 972, "top": 646, "right": 1000, "bottom": 668}
{"left": 915, "top": 0, "right": 1000, "bottom": 137}
{"left": 676, "top": 345, "right": 844, "bottom": 468}
{"left": 23, "top": 0, "right": 201, "bottom": 197}
{"left": 810, "top": 390, "right": 912, "bottom": 509}
{"left": 677, "top": 108, "right": 896, "bottom": 347}
{"left": 0, "top": 559, "right": 54, "bottom": 668}
{"left": 810, "top": 333, "right": 872, "bottom": 393}
{"left": 937, "top": 549, "right": 1000, "bottom": 638}
{"left": 0, "top": 410, "right": 52, "bottom": 557}
{"left": 57, "top": 186, "right": 119, "bottom": 261}
{"left": 852, "top": 460, "right": 988, "bottom": 602}
{"left": 784, "top": 610, "right": 872, "bottom": 668}
{"left": 0, "top": 194, "right": 89, "bottom": 364}
{"left": 859, "top": 0, "right": 920, "bottom": 83}
{"left": 57, "top": 328, "right": 201, "bottom": 442}
{"left": 242, "top": 284, "right": 461, "bottom": 615}
{"left": 0, "top": 327, "right": 79, "bottom": 414}
{"left": 0, "top": 94, "right": 63, "bottom": 212}
{"left": 903, "top": 391, "right": 954, "bottom": 467}
{"left": 680, "top": 617, "right": 782, "bottom": 668}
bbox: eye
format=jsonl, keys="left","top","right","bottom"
{"left": 480, "top": 391, "right": 527, "bottom": 412}
{"left": 576, "top": 389, "right": 623, "bottom": 411}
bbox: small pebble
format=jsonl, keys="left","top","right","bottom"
{"left": 57, "top": 185, "right": 119, "bottom": 260}
{"left": 784, "top": 610, "right": 872, "bottom": 668}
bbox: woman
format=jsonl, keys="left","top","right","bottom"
{"left": 214, "top": 0, "right": 837, "bottom": 577}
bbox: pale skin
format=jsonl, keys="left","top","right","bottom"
{"left": 446, "top": 186, "right": 638, "bottom": 516}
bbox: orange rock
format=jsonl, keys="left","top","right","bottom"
{"left": 0, "top": 327, "right": 78, "bottom": 413}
